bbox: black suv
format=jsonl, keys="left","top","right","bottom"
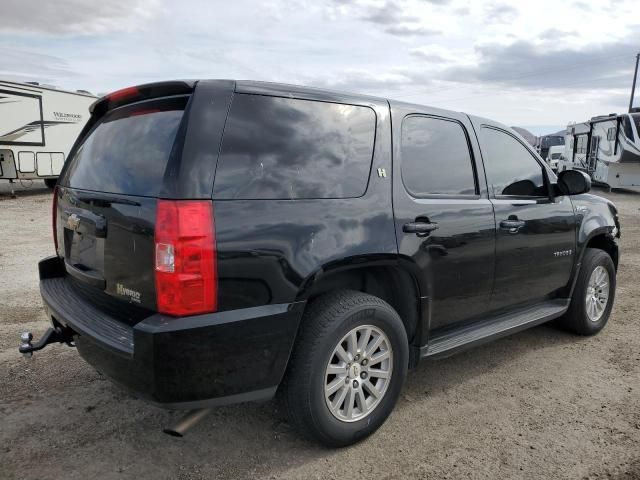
{"left": 22, "top": 80, "right": 620, "bottom": 447}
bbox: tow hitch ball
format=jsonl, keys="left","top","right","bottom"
{"left": 19, "top": 327, "right": 74, "bottom": 358}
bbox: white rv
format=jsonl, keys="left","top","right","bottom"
{"left": 0, "top": 80, "right": 95, "bottom": 188}
{"left": 558, "top": 110, "right": 640, "bottom": 192}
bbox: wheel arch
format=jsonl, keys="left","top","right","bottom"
{"left": 295, "top": 255, "right": 424, "bottom": 348}
{"left": 584, "top": 231, "right": 619, "bottom": 270}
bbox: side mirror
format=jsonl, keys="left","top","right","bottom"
{"left": 556, "top": 169, "right": 591, "bottom": 195}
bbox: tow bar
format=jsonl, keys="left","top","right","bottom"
{"left": 19, "top": 326, "right": 75, "bottom": 357}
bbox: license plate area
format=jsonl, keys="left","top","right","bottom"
{"left": 62, "top": 209, "right": 107, "bottom": 279}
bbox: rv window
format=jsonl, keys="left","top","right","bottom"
{"left": 623, "top": 116, "right": 634, "bottom": 141}
{"left": 576, "top": 135, "right": 588, "bottom": 154}
{"left": 607, "top": 127, "right": 616, "bottom": 141}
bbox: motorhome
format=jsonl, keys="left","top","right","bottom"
{"left": 0, "top": 80, "right": 95, "bottom": 188}
{"left": 558, "top": 110, "right": 640, "bottom": 192}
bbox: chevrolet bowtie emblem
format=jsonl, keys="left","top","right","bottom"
{"left": 66, "top": 213, "right": 80, "bottom": 231}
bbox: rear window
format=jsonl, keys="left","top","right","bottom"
{"left": 62, "top": 96, "right": 187, "bottom": 196}
{"left": 213, "top": 94, "right": 376, "bottom": 199}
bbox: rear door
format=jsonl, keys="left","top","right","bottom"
{"left": 56, "top": 94, "right": 191, "bottom": 314}
{"left": 392, "top": 107, "right": 496, "bottom": 334}
{"left": 473, "top": 122, "right": 576, "bottom": 311}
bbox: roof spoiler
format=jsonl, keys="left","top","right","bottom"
{"left": 90, "top": 80, "right": 196, "bottom": 115}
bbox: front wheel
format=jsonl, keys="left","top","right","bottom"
{"left": 283, "top": 291, "right": 408, "bottom": 447}
{"left": 559, "top": 248, "right": 616, "bottom": 335}
{"left": 44, "top": 178, "right": 57, "bottom": 189}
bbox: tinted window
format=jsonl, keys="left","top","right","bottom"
{"left": 63, "top": 97, "right": 186, "bottom": 196}
{"left": 401, "top": 116, "right": 476, "bottom": 196}
{"left": 478, "top": 127, "right": 547, "bottom": 197}
{"left": 214, "top": 94, "right": 376, "bottom": 199}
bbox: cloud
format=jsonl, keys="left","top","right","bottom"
{"left": 0, "top": 0, "right": 161, "bottom": 35}
{"left": 309, "top": 68, "right": 434, "bottom": 95}
{"left": 360, "top": 1, "right": 418, "bottom": 25}
{"left": 358, "top": 1, "right": 441, "bottom": 36}
{"left": 410, "top": 49, "right": 449, "bottom": 63}
{"left": 440, "top": 39, "right": 638, "bottom": 90}
{"left": 384, "top": 25, "right": 440, "bottom": 36}
{"left": 539, "top": 28, "right": 576, "bottom": 41}
{"left": 484, "top": 3, "right": 518, "bottom": 24}
{"left": 0, "top": 47, "right": 75, "bottom": 83}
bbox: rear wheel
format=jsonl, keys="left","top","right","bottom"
{"left": 284, "top": 290, "right": 408, "bottom": 447}
{"left": 44, "top": 178, "right": 57, "bottom": 189}
{"left": 559, "top": 248, "right": 616, "bottom": 335}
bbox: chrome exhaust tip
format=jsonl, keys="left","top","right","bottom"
{"left": 163, "top": 409, "right": 211, "bottom": 437}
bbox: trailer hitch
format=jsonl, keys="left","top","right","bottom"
{"left": 19, "top": 326, "right": 75, "bottom": 358}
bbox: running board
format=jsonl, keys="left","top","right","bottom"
{"left": 422, "top": 299, "right": 570, "bottom": 359}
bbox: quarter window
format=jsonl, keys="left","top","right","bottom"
{"left": 400, "top": 116, "right": 476, "bottom": 197}
{"left": 214, "top": 94, "right": 376, "bottom": 199}
{"left": 478, "top": 127, "right": 547, "bottom": 198}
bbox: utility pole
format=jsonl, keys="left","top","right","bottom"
{"left": 629, "top": 52, "right": 640, "bottom": 113}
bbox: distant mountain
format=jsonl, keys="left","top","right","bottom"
{"left": 548, "top": 129, "right": 567, "bottom": 137}
{"left": 511, "top": 127, "right": 568, "bottom": 146}
{"left": 511, "top": 126, "right": 537, "bottom": 146}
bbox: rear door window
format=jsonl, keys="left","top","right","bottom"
{"left": 213, "top": 94, "right": 376, "bottom": 199}
{"left": 400, "top": 115, "right": 477, "bottom": 197}
{"left": 62, "top": 96, "right": 187, "bottom": 196}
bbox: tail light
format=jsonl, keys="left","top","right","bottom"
{"left": 155, "top": 200, "right": 217, "bottom": 316}
{"left": 52, "top": 186, "right": 59, "bottom": 254}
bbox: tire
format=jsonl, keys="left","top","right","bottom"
{"left": 283, "top": 290, "right": 409, "bottom": 447}
{"left": 44, "top": 178, "right": 57, "bottom": 189}
{"left": 558, "top": 248, "right": 616, "bottom": 335}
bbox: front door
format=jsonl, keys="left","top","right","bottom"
{"left": 392, "top": 110, "right": 496, "bottom": 334}
{"left": 474, "top": 124, "right": 577, "bottom": 311}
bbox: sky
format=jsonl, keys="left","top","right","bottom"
{"left": 1, "top": 0, "right": 639, "bottom": 135}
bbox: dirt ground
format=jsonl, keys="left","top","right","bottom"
{"left": 0, "top": 182, "right": 639, "bottom": 480}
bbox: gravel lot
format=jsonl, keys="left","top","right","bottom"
{"left": 1, "top": 183, "right": 639, "bottom": 480}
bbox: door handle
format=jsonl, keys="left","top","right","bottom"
{"left": 403, "top": 221, "right": 439, "bottom": 235}
{"left": 499, "top": 219, "right": 526, "bottom": 233}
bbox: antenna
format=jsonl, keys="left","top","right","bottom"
{"left": 629, "top": 52, "right": 640, "bottom": 113}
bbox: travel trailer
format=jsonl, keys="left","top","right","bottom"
{"left": 0, "top": 80, "right": 95, "bottom": 188}
{"left": 558, "top": 110, "right": 640, "bottom": 192}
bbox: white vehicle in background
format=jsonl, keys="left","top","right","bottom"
{"left": 558, "top": 110, "right": 640, "bottom": 192}
{"left": 0, "top": 80, "right": 95, "bottom": 189}
{"left": 545, "top": 145, "right": 564, "bottom": 172}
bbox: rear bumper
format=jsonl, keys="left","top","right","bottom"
{"left": 39, "top": 256, "right": 304, "bottom": 408}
